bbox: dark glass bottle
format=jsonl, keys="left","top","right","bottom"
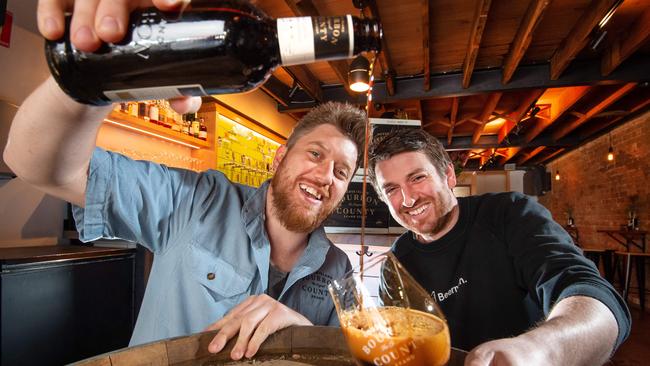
{"left": 198, "top": 117, "right": 208, "bottom": 141}
{"left": 45, "top": 1, "right": 382, "bottom": 105}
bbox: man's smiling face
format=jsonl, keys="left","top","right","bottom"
{"left": 375, "top": 151, "right": 458, "bottom": 242}
{"left": 270, "top": 124, "right": 358, "bottom": 233}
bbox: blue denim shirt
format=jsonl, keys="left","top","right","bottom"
{"left": 73, "top": 148, "right": 351, "bottom": 346}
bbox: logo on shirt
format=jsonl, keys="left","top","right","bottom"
{"left": 301, "top": 271, "right": 333, "bottom": 302}
{"left": 431, "top": 277, "right": 468, "bottom": 303}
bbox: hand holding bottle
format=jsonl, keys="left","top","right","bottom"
{"left": 38, "top": 0, "right": 201, "bottom": 113}
{"left": 38, "top": 0, "right": 188, "bottom": 52}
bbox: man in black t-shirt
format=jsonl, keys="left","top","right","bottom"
{"left": 368, "top": 129, "right": 630, "bottom": 366}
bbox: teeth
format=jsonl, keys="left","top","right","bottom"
{"left": 299, "top": 183, "right": 322, "bottom": 200}
{"left": 408, "top": 204, "right": 428, "bottom": 216}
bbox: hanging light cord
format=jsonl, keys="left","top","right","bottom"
{"left": 358, "top": 53, "right": 377, "bottom": 278}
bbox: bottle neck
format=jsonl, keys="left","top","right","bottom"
{"left": 353, "top": 18, "right": 382, "bottom": 55}
{"left": 276, "top": 16, "right": 381, "bottom": 66}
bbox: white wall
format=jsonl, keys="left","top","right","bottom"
{"left": 0, "top": 25, "right": 49, "bottom": 104}
{"left": 0, "top": 24, "right": 65, "bottom": 247}
{"left": 457, "top": 169, "right": 526, "bottom": 196}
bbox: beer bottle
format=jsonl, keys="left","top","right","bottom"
{"left": 199, "top": 117, "right": 208, "bottom": 141}
{"left": 45, "top": 1, "right": 382, "bottom": 105}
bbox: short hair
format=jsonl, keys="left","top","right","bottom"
{"left": 368, "top": 128, "right": 452, "bottom": 191}
{"left": 285, "top": 102, "right": 367, "bottom": 167}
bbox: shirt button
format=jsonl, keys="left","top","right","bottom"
{"left": 207, "top": 272, "right": 215, "bottom": 280}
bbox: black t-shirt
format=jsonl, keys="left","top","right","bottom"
{"left": 392, "top": 192, "right": 630, "bottom": 352}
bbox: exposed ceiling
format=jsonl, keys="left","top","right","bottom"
{"left": 254, "top": 0, "right": 650, "bottom": 170}
{"left": 6, "top": 0, "right": 650, "bottom": 170}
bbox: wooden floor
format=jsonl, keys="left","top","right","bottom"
{"left": 609, "top": 307, "right": 649, "bottom": 366}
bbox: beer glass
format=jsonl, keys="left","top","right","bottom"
{"left": 329, "top": 252, "right": 450, "bottom": 366}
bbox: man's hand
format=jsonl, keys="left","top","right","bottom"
{"left": 205, "top": 294, "right": 312, "bottom": 360}
{"left": 36, "top": 0, "right": 201, "bottom": 113}
{"left": 37, "top": 0, "right": 188, "bottom": 52}
{"left": 464, "top": 336, "right": 548, "bottom": 366}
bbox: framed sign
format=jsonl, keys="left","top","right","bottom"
{"left": 0, "top": 11, "right": 12, "bottom": 48}
{"left": 324, "top": 175, "right": 390, "bottom": 234}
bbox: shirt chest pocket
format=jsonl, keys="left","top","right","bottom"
{"left": 186, "top": 245, "right": 254, "bottom": 303}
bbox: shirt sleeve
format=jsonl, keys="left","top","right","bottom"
{"left": 72, "top": 148, "right": 219, "bottom": 254}
{"left": 502, "top": 193, "right": 631, "bottom": 350}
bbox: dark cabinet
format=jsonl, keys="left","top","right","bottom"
{"left": 1, "top": 246, "right": 136, "bottom": 365}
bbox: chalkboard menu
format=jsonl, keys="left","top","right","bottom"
{"left": 324, "top": 175, "right": 390, "bottom": 233}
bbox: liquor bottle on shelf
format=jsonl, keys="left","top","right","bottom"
{"left": 182, "top": 118, "right": 191, "bottom": 136}
{"left": 127, "top": 102, "right": 138, "bottom": 117}
{"left": 191, "top": 114, "right": 201, "bottom": 139}
{"left": 148, "top": 100, "right": 159, "bottom": 124}
{"left": 137, "top": 101, "right": 149, "bottom": 120}
{"left": 199, "top": 117, "right": 208, "bottom": 141}
{"left": 45, "top": 2, "right": 382, "bottom": 105}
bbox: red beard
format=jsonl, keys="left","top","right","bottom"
{"left": 269, "top": 162, "right": 341, "bottom": 233}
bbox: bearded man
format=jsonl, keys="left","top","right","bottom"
{"left": 5, "top": 66, "right": 366, "bottom": 359}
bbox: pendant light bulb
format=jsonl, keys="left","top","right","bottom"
{"left": 607, "top": 146, "right": 614, "bottom": 161}
{"left": 348, "top": 55, "right": 370, "bottom": 93}
{"left": 555, "top": 170, "right": 560, "bottom": 181}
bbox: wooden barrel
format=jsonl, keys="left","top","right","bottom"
{"left": 72, "top": 326, "right": 466, "bottom": 366}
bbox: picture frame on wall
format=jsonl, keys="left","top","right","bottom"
{"left": 0, "top": 10, "right": 12, "bottom": 48}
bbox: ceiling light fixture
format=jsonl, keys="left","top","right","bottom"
{"left": 607, "top": 133, "right": 614, "bottom": 161}
{"left": 349, "top": 55, "right": 371, "bottom": 93}
{"left": 598, "top": 0, "right": 624, "bottom": 28}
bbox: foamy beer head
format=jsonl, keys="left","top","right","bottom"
{"left": 329, "top": 252, "right": 451, "bottom": 366}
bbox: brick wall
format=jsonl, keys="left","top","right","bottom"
{"left": 539, "top": 110, "right": 649, "bottom": 250}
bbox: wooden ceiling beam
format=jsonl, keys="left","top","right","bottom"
{"left": 498, "top": 89, "right": 545, "bottom": 143}
{"left": 277, "top": 56, "right": 650, "bottom": 112}
{"left": 534, "top": 148, "right": 566, "bottom": 164}
{"left": 423, "top": 0, "right": 431, "bottom": 91}
{"left": 525, "top": 86, "right": 590, "bottom": 143}
{"left": 445, "top": 134, "right": 578, "bottom": 150}
{"left": 283, "top": 65, "right": 323, "bottom": 102}
{"left": 260, "top": 76, "right": 291, "bottom": 107}
{"left": 502, "top": 0, "right": 550, "bottom": 84}
{"left": 282, "top": 0, "right": 353, "bottom": 94}
{"left": 447, "top": 97, "right": 459, "bottom": 145}
{"left": 579, "top": 98, "right": 650, "bottom": 139}
{"left": 550, "top": 0, "right": 617, "bottom": 80}
{"left": 552, "top": 82, "right": 636, "bottom": 141}
{"left": 602, "top": 6, "right": 650, "bottom": 76}
{"left": 472, "top": 92, "right": 503, "bottom": 144}
{"left": 517, "top": 146, "right": 546, "bottom": 165}
{"left": 498, "top": 147, "right": 522, "bottom": 166}
{"left": 462, "top": 0, "right": 492, "bottom": 89}
{"left": 363, "top": 3, "right": 396, "bottom": 96}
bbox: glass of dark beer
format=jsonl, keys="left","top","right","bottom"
{"left": 329, "top": 251, "right": 450, "bottom": 366}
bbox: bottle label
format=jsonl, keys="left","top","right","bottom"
{"left": 277, "top": 15, "right": 353, "bottom": 66}
{"left": 103, "top": 85, "right": 207, "bottom": 102}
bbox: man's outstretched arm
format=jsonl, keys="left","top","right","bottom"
{"left": 465, "top": 295, "right": 618, "bottom": 366}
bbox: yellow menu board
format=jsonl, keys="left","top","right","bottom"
{"left": 216, "top": 114, "right": 281, "bottom": 187}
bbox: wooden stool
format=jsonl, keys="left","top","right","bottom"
{"left": 615, "top": 251, "right": 650, "bottom": 311}
{"left": 583, "top": 248, "right": 615, "bottom": 284}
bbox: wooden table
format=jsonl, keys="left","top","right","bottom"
{"left": 597, "top": 229, "right": 647, "bottom": 252}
